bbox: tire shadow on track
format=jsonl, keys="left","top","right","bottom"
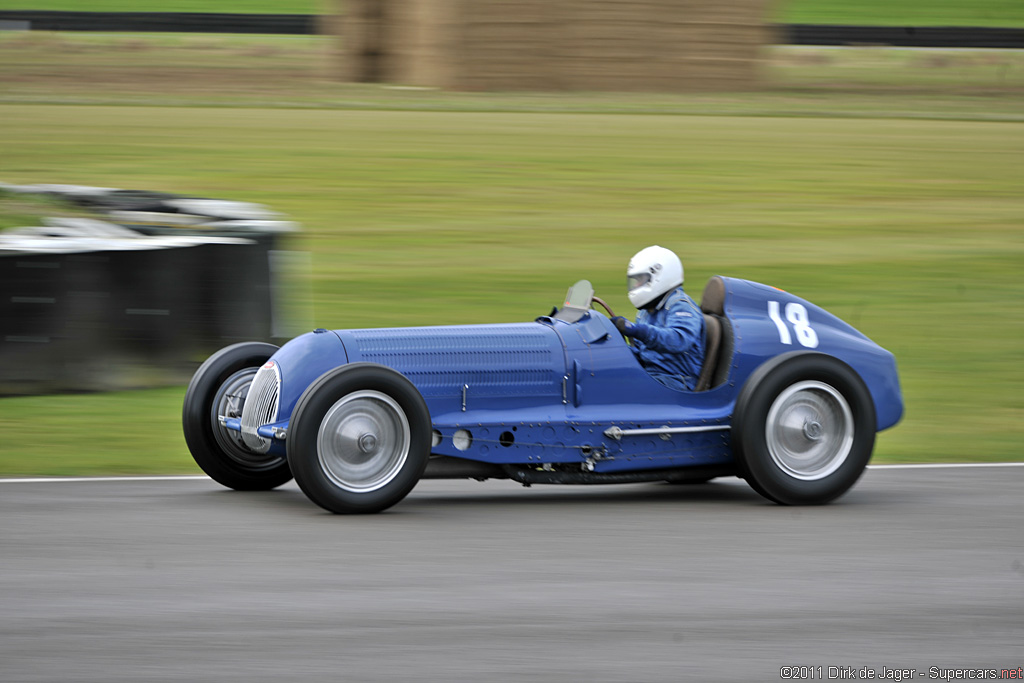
{"left": 183, "top": 475, "right": 910, "bottom": 517}
{"left": 410, "top": 480, "right": 763, "bottom": 508}
{"left": 193, "top": 478, "right": 774, "bottom": 513}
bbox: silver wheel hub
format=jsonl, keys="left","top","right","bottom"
{"left": 803, "top": 421, "right": 823, "bottom": 440}
{"left": 317, "top": 390, "right": 410, "bottom": 493}
{"left": 765, "top": 380, "right": 854, "bottom": 481}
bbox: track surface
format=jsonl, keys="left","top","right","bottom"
{"left": 3, "top": 466, "right": 1023, "bottom": 682}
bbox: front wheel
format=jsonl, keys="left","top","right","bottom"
{"left": 732, "top": 353, "right": 876, "bottom": 505}
{"left": 288, "top": 363, "right": 431, "bottom": 514}
{"left": 182, "top": 342, "right": 292, "bottom": 491}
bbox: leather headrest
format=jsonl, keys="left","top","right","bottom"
{"left": 701, "top": 276, "right": 726, "bottom": 316}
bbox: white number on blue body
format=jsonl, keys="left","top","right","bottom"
{"left": 768, "top": 300, "right": 819, "bottom": 348}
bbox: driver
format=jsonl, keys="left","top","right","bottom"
{"left": 612, "top": 245, "right": 706, "bottom": 391}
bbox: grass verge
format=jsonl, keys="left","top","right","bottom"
{"left": 1, "top": 34, "right": 1023, "bottom": 116}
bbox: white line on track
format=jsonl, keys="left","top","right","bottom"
{"left": 1, "top": 462, "right": 1023, "bottom": 484}
{"left": 867, "top": 462, "right": 1024, "bottom": 469}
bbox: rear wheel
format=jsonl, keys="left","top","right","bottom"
{"left": 182, "top": 342, "right": 292, "bottom": 491}
{"left": 288, "top": 363, "right": 431, "bottom": 514}
{"left": 732, "top": 353, "right": 875, "bottom": 505}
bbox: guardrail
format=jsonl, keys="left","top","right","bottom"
{"left": 783, "top": 24, "right": 1024, "bottom": 49}
{"left": 0, "top": 182, "right": 303, "bottom": 395}
{"left": 1, "top": 11, "right": 1022, "bottom": 48}
{"left": 0, "top": 11, "right": 314, "bottom": 34}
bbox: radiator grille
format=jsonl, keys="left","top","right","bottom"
{"left": 240, "top": 360, "right": 280, "bottom": 453}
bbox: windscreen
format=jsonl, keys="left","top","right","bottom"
{"left": 553, "top": 280, "right": 594, "bottom": 323}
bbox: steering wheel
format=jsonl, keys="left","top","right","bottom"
{"left": 590, "top": 294, "right": 631, "bottom": 343}
{"left": 591, "top": 295, "right": 616, "bottom": 319}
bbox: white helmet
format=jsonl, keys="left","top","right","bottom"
{"left": 627, "top": 245, "right": 683, "bottom": 309}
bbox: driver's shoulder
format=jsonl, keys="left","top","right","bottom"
{"left": 664, "top": 289, "right": 701, "bottom": 317}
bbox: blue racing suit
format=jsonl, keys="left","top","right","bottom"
{"left": 629, "top": 287, "right": 706, "bottom": 391}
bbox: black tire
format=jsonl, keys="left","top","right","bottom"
{"left": 732, "top": 352, "right": 876, "bottom": 505}
{"left": 182, "top": 342, "right": 292, "bottom": 491}
{"left": 288, "top": 363, "right": 431, "bottom": 514}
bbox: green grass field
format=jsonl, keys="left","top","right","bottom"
{"left": 0, "top": 0, "right": 1022, "bottom": 27}
{"left": 1, "top": 102, "right": 1021, "bottom": 475}
{"left": 0, "top": 30, "right": 1022, "bottom": 476}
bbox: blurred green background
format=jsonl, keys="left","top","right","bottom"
{"left": 0, "top": 3, "right": 1021, "bottom": 475}
{"left": 0, "top": 0, "right": 1023, "bottom": 27}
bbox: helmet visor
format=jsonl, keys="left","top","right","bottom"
{"left": 628, "top": 273, "right": 651, "bottom": 292}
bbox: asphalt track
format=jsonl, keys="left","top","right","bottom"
{"left": 2, "top": 465, "right": 1022, "bottom": 682}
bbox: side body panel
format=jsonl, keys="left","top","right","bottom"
{"left": 335, "top": 323, "right": 567, "bottom": 420}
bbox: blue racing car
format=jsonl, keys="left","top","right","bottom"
{"left": 183, "top": 276, "right": 903, "bottom": 513}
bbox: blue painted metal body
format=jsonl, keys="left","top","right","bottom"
{"left": 250, "top": 277, "right": 903, "bottom": 473}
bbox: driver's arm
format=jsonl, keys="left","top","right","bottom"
{"left": 615, "top": 299, "right": 703, "bottom": 353}
{"left": 637, "top": 309, "right": 702, "bottom": 353}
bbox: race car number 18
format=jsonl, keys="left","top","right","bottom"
{"left": 768, "top": 300, "right": 819, "bottom": 348}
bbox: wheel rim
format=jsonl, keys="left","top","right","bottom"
{"left": 210, "top": 368, "right": 285, "bottom": 470}
{"left": 765, "top": 380, "right": 854, "bottom": 481}
{"left": 317, "top": 390, "right": 411, "bottom": 493}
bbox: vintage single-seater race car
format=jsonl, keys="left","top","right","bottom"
{"left": 183, "top": 276, "right": 903, "bottom": 513}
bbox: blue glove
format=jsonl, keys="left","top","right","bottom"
{"left": 612, "top": 317, "right": 651, "bottom": 342}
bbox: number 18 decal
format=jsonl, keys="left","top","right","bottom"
{"left": 768, "top": 300, "right": 819, "bottom": 348}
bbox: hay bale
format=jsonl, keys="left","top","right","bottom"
{"left": 338, "top": 0, "right": 774, "bottom": 91}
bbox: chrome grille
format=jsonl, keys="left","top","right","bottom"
{"left": 240, "top": 360, "right": 280, "bottom": 453}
